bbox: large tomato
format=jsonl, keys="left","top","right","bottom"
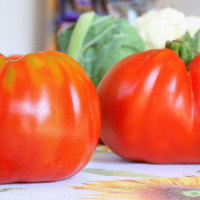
{"left": 98, "top": 48, "right": 200, "bottom": 164}
{"left": 0, "top": 51, "right": 101, "bottom": 183}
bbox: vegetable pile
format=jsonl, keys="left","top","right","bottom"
{"left": 1, "top": 7, "right": 200, "bottom": 185}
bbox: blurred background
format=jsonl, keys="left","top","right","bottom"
{"left": 0, "top": 0, "right": 199, "bottom": 56}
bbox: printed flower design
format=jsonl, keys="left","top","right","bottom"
{"left": 73, "top": 176, "right": 200, "bottom": 199}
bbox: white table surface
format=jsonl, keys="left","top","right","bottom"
{"left": 0, "top": 145, "right": 200, "bottom": 200}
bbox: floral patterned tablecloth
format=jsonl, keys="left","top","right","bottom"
{"left": 1, "top": 145, "right": 200, "bottom": 200}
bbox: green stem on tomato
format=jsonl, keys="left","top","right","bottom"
{"left": 166, "top": 40, "right": 193, "bottom": 66}
{"left": 196, "top": 30, "right": 200, "bottom": 53}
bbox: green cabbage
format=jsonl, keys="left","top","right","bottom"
{"left": 58, "top": 12, "right": 144, "bottom": 87}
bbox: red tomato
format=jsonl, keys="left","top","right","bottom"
{"left": 0, "top": 51, "right": 101, "bottom": 183}
{"left": 8, "top": 54, "right": 22, "bottom": 60}
{"left": 98, "top": 49, "right": 200, "bottom": 164}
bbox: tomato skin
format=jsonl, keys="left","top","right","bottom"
{"left": 8, "top": 54, "right": 22, "bottom": 60}
{"left": 98, "top": 49, "right": 200, "bottom": 164}
{"left": 0, "top": 51, "right": 101, "bottom": 183}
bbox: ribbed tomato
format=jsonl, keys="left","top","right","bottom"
{"left": 98, "top": 48, "right": 200, "bottom": 164}
{"left": 0, "top": 51, "right": 101, "bottom": 183}
{"left": 7, "top": 54, "right": 22, "bottom": 60}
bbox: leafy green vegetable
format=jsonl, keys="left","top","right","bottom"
{"left": 58, "top": 12, "right": 144, "bottom": 87}
{"left": 178, "top": 29, "right": 200, "bottom": 60}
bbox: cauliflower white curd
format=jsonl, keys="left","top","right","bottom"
{"left": 134, "top": 7, "right": 200, "bottom": 50}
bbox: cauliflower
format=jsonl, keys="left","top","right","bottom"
{"left": 134, "top": 7, "right": 200, "bottom": 50}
